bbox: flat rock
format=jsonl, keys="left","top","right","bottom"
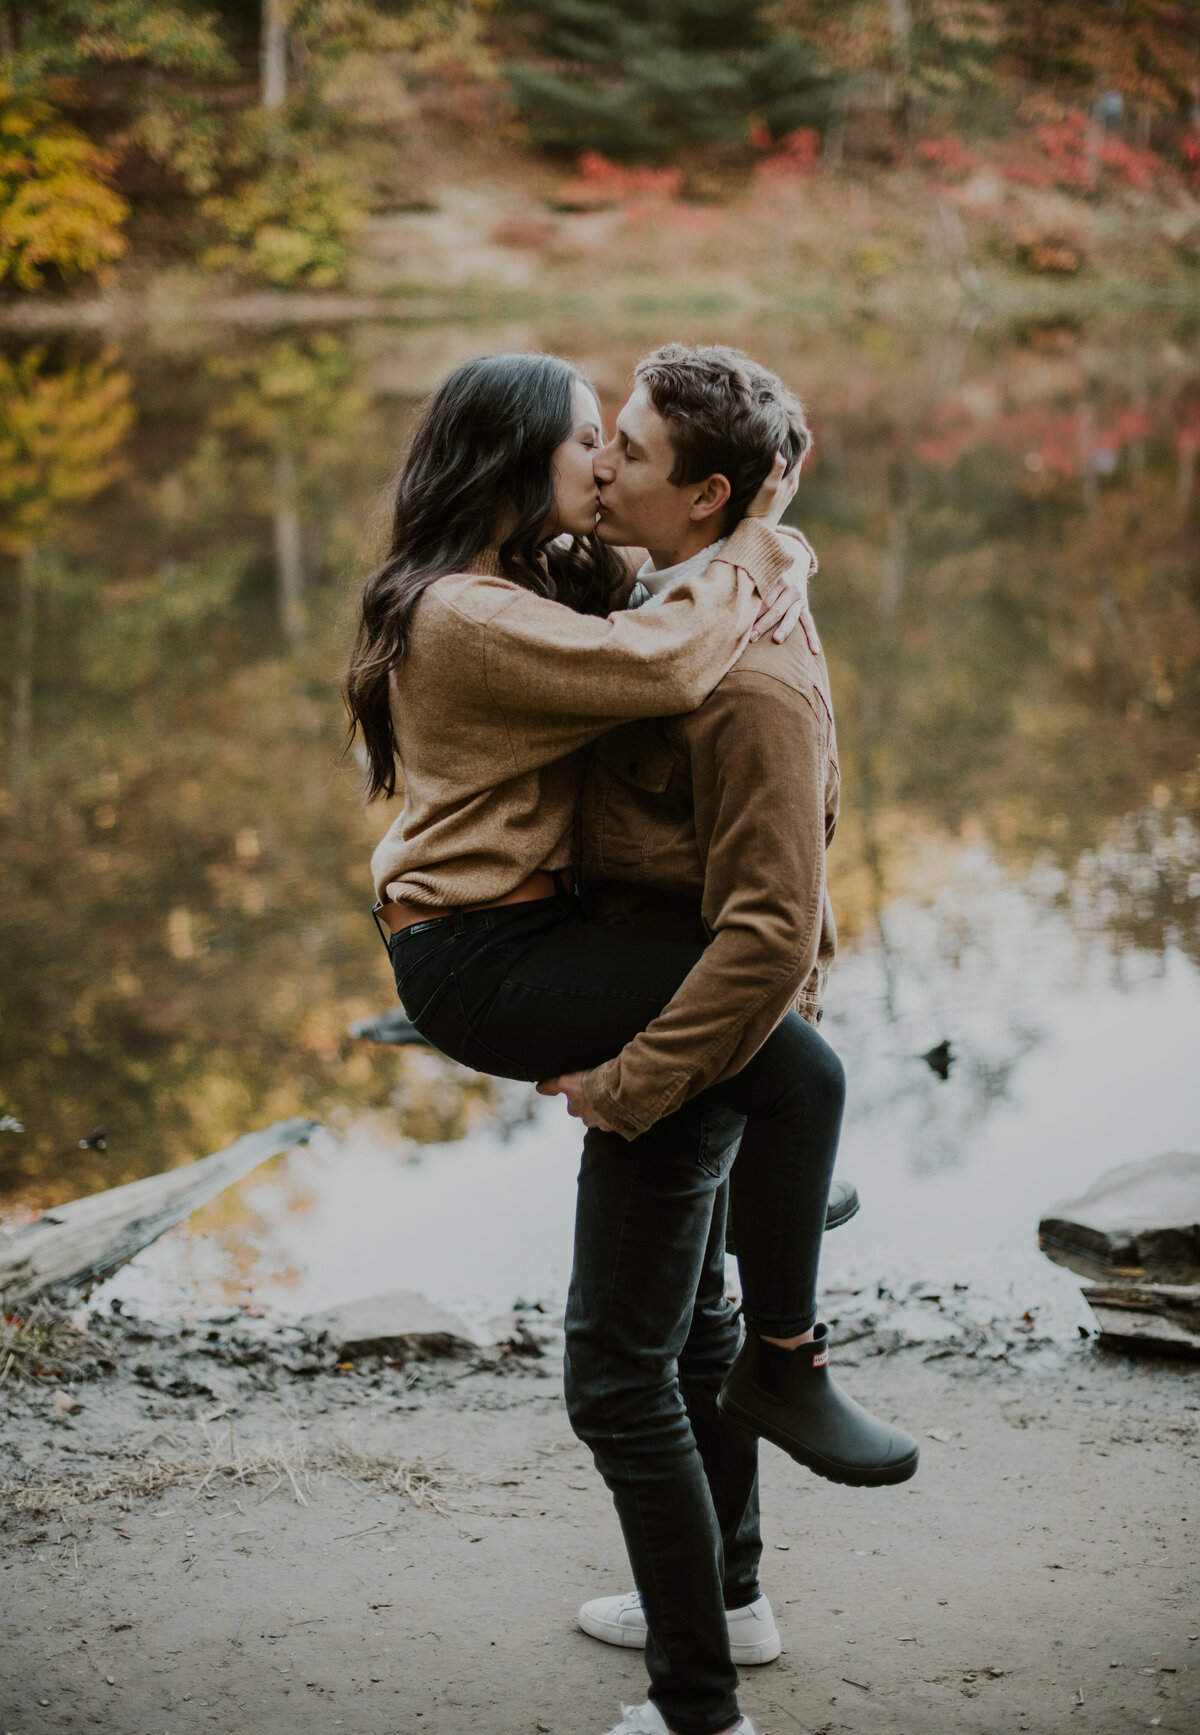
{"left": 301, "top": 1290, "right": 475, "bottom": 1358}
{"left": 1081, "top": 1281, "right": 1200, "bottom": 1358}
{"left": 1038, "top": 1150, "right": 1200, "bottom": 1279}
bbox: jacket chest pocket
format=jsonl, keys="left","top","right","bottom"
{"left": 587, "top": 725, "right": 687, "bottom": 883}
{"left": 593, "top": 722, "right": 677, "bottom": 794}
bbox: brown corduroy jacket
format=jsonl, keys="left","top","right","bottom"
{"left": 370, "top": 517, "right": 796, "bottom": 909}
{"left": 577, "top": 625, "right": 840, "bottom": 1140}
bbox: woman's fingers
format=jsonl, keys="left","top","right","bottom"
{"left": 776, "top": 600, "right": 821, "bottom": 652}
{"left": 750, "top": 583, "right": 821, "bottom": 650}
{"left": 745, "top": 452, "right": 789, "bottom": 521}
{"left": 772, "top": 599, "right": 802, "bottom": 644}
{"left": 752, "top": 569, "right": 807, "bottom": 640}
{"left": 750, "top": 585, "right": 788, "bottom": 641}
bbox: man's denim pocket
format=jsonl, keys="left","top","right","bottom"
{"left": 695, "top": 1106, "right": 747, "bottom": 1180}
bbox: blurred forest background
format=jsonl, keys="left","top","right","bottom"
{"left": 4, "top": 0, "right": 1200, "bottom": 297}
{"left": 1, "top": 3, "right": 1199, "bottom": 1249}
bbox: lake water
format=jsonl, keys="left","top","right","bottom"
{"left": 2, "top": 309, "right": 1198, "bottom": 1339}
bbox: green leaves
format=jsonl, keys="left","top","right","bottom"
{"left": 504, "top": 0, "right": 832, "bottom": 158}
{"left": 8, "top": 0, "right": 233, "bottom": 84}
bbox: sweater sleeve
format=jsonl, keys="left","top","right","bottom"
{"left": 579, "top": 671, "right": 830, "bottom": 1139}
{"left": 475, "top": 518, "right": 792, "bottom": 727}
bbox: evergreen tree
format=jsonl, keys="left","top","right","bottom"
{"left": 504, "top": 0, "right": 832, "bottom": 158}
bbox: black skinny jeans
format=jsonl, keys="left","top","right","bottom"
{"left": 389, "top": 889, "right": 845, "bottom": 1735}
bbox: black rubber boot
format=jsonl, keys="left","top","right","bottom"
{"left": 717, "top": 1324, "right": 920, "bottom": 1487}
{"left": 725, "top": 1178, "right": 859, "bottom": 1258}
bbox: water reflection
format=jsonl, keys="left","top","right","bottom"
{"left": 100, "top": 847, "right": 1200, "bottom": 1335}
{"left": 2, "top": 315, "right": 1198, "bottom": 1321}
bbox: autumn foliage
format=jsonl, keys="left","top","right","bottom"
{"left": 0, "top": 84, "right": 127, "bottom": 290}
{"left": 753, "top": 127, "right": 823, "bottom": 179}
{"left": 5, "top": 2, "right": 1200, "bottom": 292}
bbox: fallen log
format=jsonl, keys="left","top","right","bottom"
{"left": 0, "top": 1117, "right": 319, "bottom": 1306}
{"left": 1081, "top": 1280, "right": 1200, "bottom": 1358}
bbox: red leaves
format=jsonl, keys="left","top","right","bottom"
{"left": 553, "top": 151, "right": 683, "bottom": 213}
{"left": 753, "top": 127, "right": 822, "bottom": 181}
{"left": 916, "top": 136, "right": 978, "bottom": 183}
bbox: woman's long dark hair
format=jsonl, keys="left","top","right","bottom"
{"left": 346, "top": 352, "right": 625, "bottom": 801}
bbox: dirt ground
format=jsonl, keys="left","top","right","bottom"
{"left": 1, "top": 1306, "right": 1197, "bottom": 1735}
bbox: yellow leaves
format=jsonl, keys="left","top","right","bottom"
{"left": 201, "top": 139, "right": 365, "bottom": 288}
{"left": 0, "top": 86, "right": 128, "bottom": 291}
{"left": 0, "top": 347, "right": 133, "bottom": 555}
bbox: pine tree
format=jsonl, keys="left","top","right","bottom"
{"left": 504, "top": 0, "right": 832, "bottom": 159}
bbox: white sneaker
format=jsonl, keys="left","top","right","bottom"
{"left": 601, "top": 1706, "right": 757, "bottom": 1735}
{"left": 580, "top": 1590, "right": 781, "bottom": 1665}
{"left": 601, "top": 1706, "right": 670, "bottom": 1735}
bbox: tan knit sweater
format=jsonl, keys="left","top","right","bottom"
{"left": 371, "top": 517, "right": 794, "bottom": 908}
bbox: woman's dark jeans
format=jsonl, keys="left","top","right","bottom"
{"left": 389, "top": 889, "right": 845, "bottom": 1735}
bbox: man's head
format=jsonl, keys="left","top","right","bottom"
{"left": 593, "top": 343, "right": 811, "bottom": 565}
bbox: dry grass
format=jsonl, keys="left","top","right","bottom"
{"left": 0, "top": 1427, "right": 469, "bottom": 1518}
{"left": 0, "top": 1303, "right": 103, "bottom": 1389}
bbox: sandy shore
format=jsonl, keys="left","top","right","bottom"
{"left": 1, "top": 1306, "right": 1197, "bottom": 1735}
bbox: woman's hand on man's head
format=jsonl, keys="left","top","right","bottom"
{"left": 746, "top": 451, "right": 800, "bottom": 526}
{"left": 536, "top": 1071, "right": 615, "bottom": 1132}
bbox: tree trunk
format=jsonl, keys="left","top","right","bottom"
{"left": 273, "top": 448, "right": 306, "bottom": 647}
{"left": 262, "top": 0, "right": 288, "bottom": 110}
{"left": 9, "top": 546, "right": 37, "bottom": 797}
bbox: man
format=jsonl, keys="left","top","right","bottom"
{"left": 538, "top": 345, "right": 916, "bottom": 1735}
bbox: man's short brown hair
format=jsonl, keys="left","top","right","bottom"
{"left": 633, "top": 343, "right": 811, "bottom": 524}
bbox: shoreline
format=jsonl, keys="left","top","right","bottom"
{"left": 2, "top": 1294, "right": 1196, "bottom": 1733}
{"left": 3, "top": 274, "right": 1197, "bottom": 338}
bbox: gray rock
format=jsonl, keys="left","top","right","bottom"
{"left": 301, "top": 1290, "right": 475, "bottom": 1359}
{"left": 1081, "top": 1281, "right": 1200, "bottom": 1358}
{"left": 1039, "top": 1151, "right": 1200, "bottom": 1278}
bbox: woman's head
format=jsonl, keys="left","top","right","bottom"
{"left": 398, "top": 352, "right": 602, "bottom": 555}
{"left": 345, "top": 352, "right": 622, "bottom": 801}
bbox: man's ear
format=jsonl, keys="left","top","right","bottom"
{"left": 688, "top": 472, "right": 732, "bottom": 524}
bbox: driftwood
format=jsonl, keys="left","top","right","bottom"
{"left": 0, "top": 1117, "right": 319, "bottom": 1305}
{"left": 348, "top": 1008, "right": 432, "bottom": 1047}
{"left": 1039, "top": 1151, "right": 1200, "bottom": 1282}
{"left": 1081, "top": 1281, "right": 1200, "bottom": 1358}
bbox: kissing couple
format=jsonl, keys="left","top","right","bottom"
{"left": 347, "top": 342, "right": 918, "bottom": 1735}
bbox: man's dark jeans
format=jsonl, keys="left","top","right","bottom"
{"left": 389, "top": 889, "right": 845, "bottom": 1735}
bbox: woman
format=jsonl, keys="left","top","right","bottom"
{"left": 346, "top": 352, "right": 915, "bottom": 1735}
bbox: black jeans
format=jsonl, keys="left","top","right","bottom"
{"left": 389, "top": 889, "right": 845, "bottom": 1735}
